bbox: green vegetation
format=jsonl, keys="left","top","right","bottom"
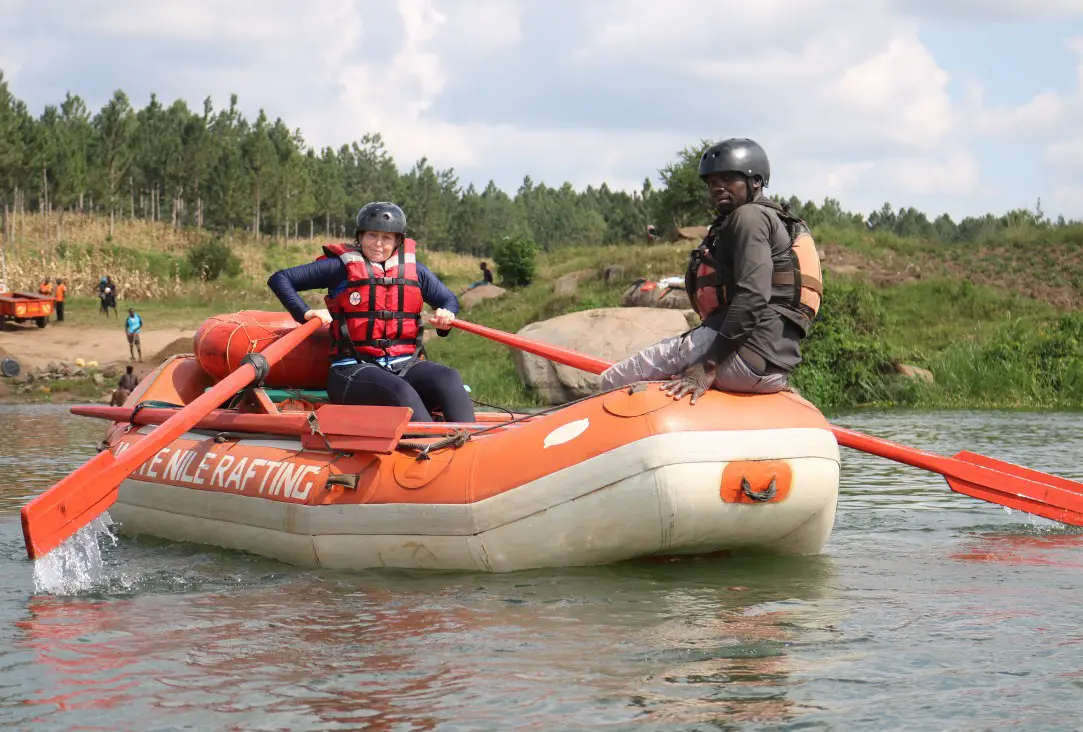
{"left": 492, "top": 233, "right": 538, "bottom": 287}
{"left": 1, "top": 72, "right": 1081, "bottom": 410}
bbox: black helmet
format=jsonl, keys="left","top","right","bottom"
{"left": 355, "top": 201, "right": 407, "bottom": 235}
{"left": 698, "top": 138, "right": 771, "bottom": 187}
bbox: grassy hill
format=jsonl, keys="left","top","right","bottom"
{"left": 4, "top": 213, "right": 1082, "bottom": 409}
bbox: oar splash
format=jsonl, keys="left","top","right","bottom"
{"left": 20, "top": 317, "right": 325, "bottom": 561}
{"left": 450, "top": 318, "right": 1083, "bottom": 527}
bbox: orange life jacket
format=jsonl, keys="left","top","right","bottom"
{"left": 686, "top": 201, "right": 823, "bottom": 333}
{"left": 321, "top": 239, "right": 424, "bottom": 361}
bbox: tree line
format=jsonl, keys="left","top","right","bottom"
{"left": 0, "top": 70, "right": 1076, "bottom": 256}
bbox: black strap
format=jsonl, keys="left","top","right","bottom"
{"left": 240, "top": 352, "right": 270, "bottom": 387}
{"left": 395, "top": 245, "right": 407, "bottom": 346}
{"left": 349, "top": 335, "right": 423, "bottom": 349}
{"left": 345, "top": 277, "right": 421, "bottom": 287}
{"left": 341, "top": 311, "right": 421, "bottom": 321}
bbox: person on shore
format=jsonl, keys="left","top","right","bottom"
{"left": 110, "top": 365, "right": 139, "bottom": 406}
{"left": 104, "top": 276, "right": 118, "bottom": 317}
{"left": 98, "top": 276, "right": 110, "bottom": 316}
{"left": 267, "top": 201, "right": 475, "bottom": 423}
{"left": 53, "top": 278, "right": 66, "bottom": 322}
{"left": 125, "top": 307, "right": 143, "bottom": 361}
{"left": 463, "top": 261, "right": 495, "bottom": 292}
{"left": 600, "top": 138, "right": 822, "bottom": 403}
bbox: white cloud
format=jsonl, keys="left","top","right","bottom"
{"left": 883, "top": 152, "right": 982, "bottom": 195}
{"left": 439, "top": 0, "right": 521, "bottom": 56}
{"left": 1046, "top": 138, "right": 1083, "bottom": 169}
{"left": 830, "top": 34, "right": 955, "bottom": 150}
{"left": 975, "top": 92, "right": 1066, "bottom": 138}
{"left": 892, "top": 0, "right": 1083, "bottom": 21}
{"left": 3, "top": 0, "right": 1083, "bottom": 219}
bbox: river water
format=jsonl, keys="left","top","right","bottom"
{"left": 1, "top": 404, "right": 1082, "bottom": 731}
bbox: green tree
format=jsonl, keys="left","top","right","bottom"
{"left": 92, "top": 90, "right": 138, "bottom": 236}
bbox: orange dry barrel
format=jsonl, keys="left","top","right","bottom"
{"left": 193, "top": 310, "right": 332, "bottom": 388}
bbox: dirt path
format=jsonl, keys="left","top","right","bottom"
{"left": 0, "top": 322, "right": 194, "bottom": 372}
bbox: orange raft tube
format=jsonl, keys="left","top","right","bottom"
{"left": 75, "top": 311, "right": 842, "bottom": 572}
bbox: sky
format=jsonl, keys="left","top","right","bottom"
{"left": 2, "top": 0, "right": 1083, "bottom": 221}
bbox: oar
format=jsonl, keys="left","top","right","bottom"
{"left": 20, "top": 317, "right": 325, "bottom": 560}
{"left": 451, "top": 318, "right": 1083, "bottom": 526}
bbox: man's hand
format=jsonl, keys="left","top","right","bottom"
{"left": 661, "top": 361, "right": 717, "bottom": 405}
{"left": 304, "top": 308, "right": 333, "bottom": 324}
{"left": 429, "top": 308, "right": 455, "bottom": 329}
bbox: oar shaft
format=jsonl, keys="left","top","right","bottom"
{"left": 830, "top": 426, "right": 950, "bottom": 476}
{"left": 451, "top": 319, "right": 612, "bottom": 375}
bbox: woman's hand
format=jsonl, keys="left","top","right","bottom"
{"left": 304, "top": 308, "right": 332, "bottom": 325}
{"left": 429, "top": 308, "right": 455, "bottom": 329}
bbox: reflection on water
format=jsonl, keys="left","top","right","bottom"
{"left": 7, "top": 558, "right": 839, "bottom": 730}
{"left": 0, "top": 406, "right": 1082, "bottom": 729}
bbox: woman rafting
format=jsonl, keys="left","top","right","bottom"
{"left": 268, "top": 201, "right": 476, "bottom": 423}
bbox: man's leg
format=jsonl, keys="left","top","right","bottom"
{"left": 711, "top": 353, "right": 788, "bottom": 394}
{"left": 599, "top": 329, "right": 698, "bottom": 389}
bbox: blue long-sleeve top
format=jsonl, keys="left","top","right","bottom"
{"left": 267, "top": 256, "right": 460, "bottom": 324}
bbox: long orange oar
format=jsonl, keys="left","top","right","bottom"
{"left": 451, "top": 318, "right": 1083, "bottom": 526}
{"left": 20, "top": 316, "right": 324, "bottom": 560}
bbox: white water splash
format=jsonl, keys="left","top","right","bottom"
{"left": 32, "top": 513, "right": 119, "bottom": 595}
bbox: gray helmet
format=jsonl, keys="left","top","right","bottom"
{"left": 698, "top": 138, "right": 771, "bottom": 187}
{"left": 355, "top": 201, "right": 407, "bottom": 235}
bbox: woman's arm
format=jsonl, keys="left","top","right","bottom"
{"left": 267, "top": 258, "right": 345, "bottom": 323}
{"left": 416, "top": 263, "right": 460, "bottom": 314}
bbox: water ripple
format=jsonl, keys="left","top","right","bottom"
{"left": 0, "top": 406, "right": 1082, "bottom": 729}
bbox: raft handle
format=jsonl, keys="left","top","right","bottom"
{"left": 326, "top": 473, "right": 359, "bottom": 490}
{"left": 741, "top": 475, "right": 778, "bottom": 502}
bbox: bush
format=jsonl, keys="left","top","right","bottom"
{"left": 188, "top": 237, "right": 242, "bottom": 281}
{"left": 492, "top": 234, "right": 538, "bottom": 287}
{"left": 791, "top": 276, "right": 908, "bottom": 407}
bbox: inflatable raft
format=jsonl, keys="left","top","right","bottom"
{"left": 73, "top": 312, "right": 842, "bottom": 572}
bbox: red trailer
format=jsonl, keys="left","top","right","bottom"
{"left": 0, "top": 291, "right": 54, "bottom": 329}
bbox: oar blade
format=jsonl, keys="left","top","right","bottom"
{"left": 20, "top": 450, "right": 129, "bottom": 559}
{"left": 20, "top": 316, "right": 324, "bottom": 561}
{"left": 953, "top": 450, "right": 1083, "bottom": 496}
{"left": 945, "top": 476, "right": 1083, "bottom": 527}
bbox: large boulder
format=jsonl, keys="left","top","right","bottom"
{"left": 676, "top": 225, "right": 710, "bottom": 241}
{"left": 459, "top": 284, "right": 506, "bottom": 309}
{"left": 620, "top": 277, "right": 689, "bottom": 309}
{"left": 512, "top": 307, "right": 693, "bottom": 404}
{"left": 601, "top": 264, "right": 625, "bottom": 284}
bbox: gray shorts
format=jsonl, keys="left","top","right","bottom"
{"left": 600, "top": 326, "right": 789, "bottom": 394}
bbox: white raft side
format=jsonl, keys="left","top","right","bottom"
{"left": 112, "top": 427, "right": 838, "bottom": 536}
{"left": 321, "top": 456, "right": 837, "bottom": 572}
{"left": 110, "top": 427, "right": 840, "bottom": 571}
{"left": 111, "top": 457, "right": 837, "bottom": 572}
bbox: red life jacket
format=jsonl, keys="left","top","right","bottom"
{"left": 685, "top": 201, "right": 823, "bottom": 333}
{"left": 321, "top": 239, "right": 425, "bottom": 360}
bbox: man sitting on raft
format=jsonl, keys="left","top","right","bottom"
{"left": 600, "top": 138, "right": 821, "bottom": 403}
{"left": 268, "top": 201, "right": 476, "bottom": 423}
